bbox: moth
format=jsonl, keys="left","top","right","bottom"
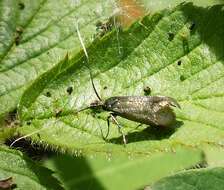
{"left": 90, "top": 95, "right": 180, "bottom": 144}
{"left": 76, "top": 23, "right": 181, "bottom": 145}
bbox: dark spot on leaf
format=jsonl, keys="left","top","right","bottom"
{"left": 45, "top": 91, "right": 51, "bottom": 97}
{"left": 189, "top": 21, "right": 196, "bottom": 31}
{"left": 144, "top": 86, "right": 151, "bottom": 95}
{"left": 66, "top": 86, "right": 73, "bottom": 95}
{"left": 177, "top": 60, "right": 182, "bottom": 66}
{"left": 0, "top": 177, "right": 16, "bottom": 189}
{"left": 37, "top": 133, "right": 41, "bottom": 138}
{"left": 18, "top": 2, "right": 25, "bottom": 10}
{"left": 4, "top": 109, "right": 18, "bottom": 127}
{"left": 96, "top": 21, "right": 103, "bottom": 28}
{"left": 26, "top": 121, "right": 31, "bottom": 125}
{"left": 15, "top": 37, "right": 20, "bottom": 45}
{"left": 168, "top": 32, "right": 174, "bottom": 41}
{"left": 16, "top": 27, "right": 23, "bottom": 34}
{"left": 180, "top": 75, "right": 186, "bottom": 81}
{"left": 103, "top": 86, "right": 107, "bottom": 90}
{"left": 181, "top": 33, "right": 189, "bottom": 54}
{"left": 15, "top": 27, "right": 23, "bottom": 46}
{"left": 90, "top": 111, "right": 97, "bottom": 117}
{"left": 55, "top": 109, "right": 62, "bottom": 117}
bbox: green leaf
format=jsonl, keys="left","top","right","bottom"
{"left": 10, "top": 3, "right": 224, "bottom": 157}
{"left": 0, "top": 0, "right": 116, "bottom": 118}
{"left": 0, "top": 146, "right": 63, "bottom": 190}
{"left": 141, "top": 0, "right": 224, "bottom": 13}
{"left": 149, "top": 167, "right": 224, "bottom": 190}
{"left": 201, "top": 145, "right": 224, "bottom": 167}
{"left": 44, "top": 148, "right": 203, "bottom": 190}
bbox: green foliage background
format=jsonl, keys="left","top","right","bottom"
{"left": 1, "top": 0, "right": 224, "bottom": 189}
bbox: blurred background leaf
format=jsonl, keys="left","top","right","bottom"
{"left": 43, "top": 148, "right": 203, "bottom": 190}
{"left": 0, "top": 146, "right": 63, "bottom": 189}
{"left": 148, "top": 167, "right": 224, "bottom": 190}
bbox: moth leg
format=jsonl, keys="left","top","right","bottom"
{"left": 110, "top": 113, "right": 127, "bottom": 146}
{"left": 135, "top": 123, "right": 143, "bottom": 130}
{"left": 103, "top": 115, "right": 111, "bottom": 139}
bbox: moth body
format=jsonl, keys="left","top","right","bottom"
{"left": 102, "top": 96, "right": 180, "bottom": 127}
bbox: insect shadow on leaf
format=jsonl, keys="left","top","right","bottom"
{"left": 110, "top": 120, "right": 183, "bottom": 144}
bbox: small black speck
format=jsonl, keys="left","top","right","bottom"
{"left": 168, "top": 32, "right": 174, "bottom": 41}
{"left": 46, "top": 91, "right": 51, "bottom": 97}
{"left": 55, "top": 110, "right": 62, "bottom": 117}
{"left": 15, "top": 36, "right": 20, "bottom": 46}
{"left": 15, "top": 27, "right": 23, "bottom": 46}
{"left": 144, "top": 86, "right": 151, "bottom": 95}
{"left": 103, "top": 86, "right": 107, "bottom": 90}
{"left": 16, "top": 27, "right": 23, "bottom": 34}
{"left": 37, "top": 133, "right": 41, "bottom": 138}
{"left": 66, "top": 86, "right": 73, "bottom": 95}
{"left": 96, "top": 21, "right": 102, "bottom": 28}
{"left": 177, "top": 60, "right": 182, "bottom": 66}
{"left": 26, "top": 121, "right": 31, "bottom": 125}
{"left": 90, "top": 111, "right": 97, "bottom": 117}
{"left": 180, "top": 75, "right": 185, "bottom": 81}
{"left": 189, "top": 22, "right": 195, "bottom": 31}
{"left": 18, "top": 2, "right": 25, "bottom": 10}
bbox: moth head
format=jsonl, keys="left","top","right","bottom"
{"left": 102, "top": 97, "right": 119, "bottom": 111}
{"left": 90, "top": 100, "right": 103, "bottom": 108}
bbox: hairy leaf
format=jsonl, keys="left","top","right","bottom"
{"left": 9, "top": 3, "right": 224, "bottom": 157}
{"left": 141, "top": 0, "right": 224, "bottom": 13}
{"left": 0, "top": 146, "right": 63, "bottom": 189}
{"left": 0, "top": 0, "right": 116, "bottom": 118}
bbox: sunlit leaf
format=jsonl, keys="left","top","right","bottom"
{"left": 8, "top": 3, "right": 224, "bottom": 158}
{"left": 0, "top": 0, "right": 116, "bottom": 118}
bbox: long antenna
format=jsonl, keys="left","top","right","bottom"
{"left": 75, "top": 21, "right": 102, "bottom": 102}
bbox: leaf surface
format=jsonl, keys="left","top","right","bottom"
{"left": 149, "top": 167, "right": 224, "bottom": 190}
{"left": 0, "top": 146, "right": 63, "bottom": 190}
{"left": 0, "top": 0, "right": 116, "bottom": 118}
{"left": 44, "top": 148, "right": 203, "bottom": 190}
{"left": 11, "top": 3, "right": 224, "bottom": 157}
